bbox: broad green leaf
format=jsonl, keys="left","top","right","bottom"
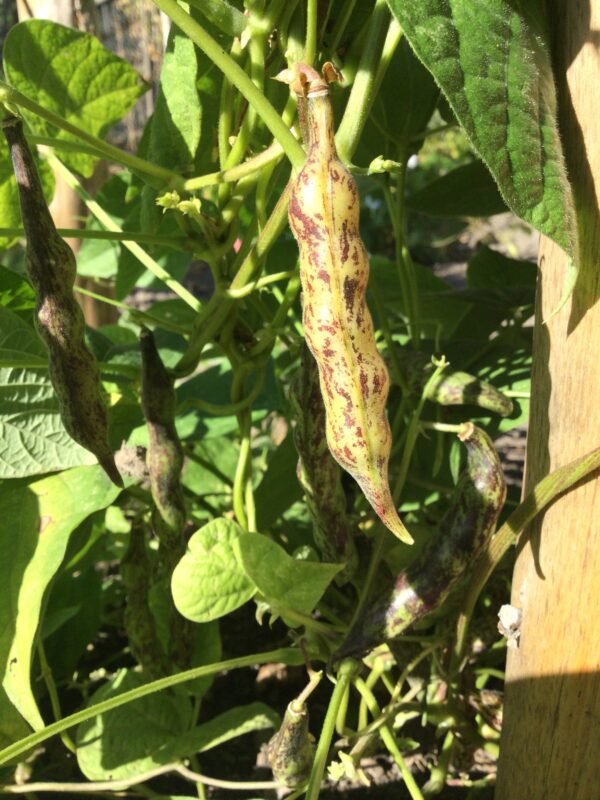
{"left": 0, "top": 137, "right": 55, "bottom": 251}
{"left": 76, "top": 669, "right": 192, "bottom": 780}
{"left": 467, "top": 246, "right": 537, "bottom": 291}
{"left": 161, "top": 702, "right": 279, "bottom": 761}
{"left": 0, "top": 265, "right": 35, "bottom": 313}
{"left": 187, "top": 0, "right": 246, "bottom": 36}
{"left": 171, "top": 518, "right": 255, "bottom": 623}
{"left": 370, "top": 256, "right": 471, "bottom": 340}
{"left": 3, "top": 20, "right": 148, "bottom": 177}
{"left": 356, "top": 36, "right": 439, "bottom": 163}
{"left": 0, "top": 307, "right": 99, "bottom": 477}
{"left": 406, "top": 161, "right": 508, "bottom": 217}
{"left": 0, "top": 688, "right": 30, "bottom": 751}
{"left": 235, "top": 534, "right": 342, "bottom": 614}
{"left": 386, "top": 1, "right": 577, "bottom": 256}
{"left": 0, "top": 466, "right": 121, "bottom": 731}
{"left": 140, "top": 20, "right": 201, "bottom": 231}
{"left": 254, "top": 432, "right": 304, "bottom": 530}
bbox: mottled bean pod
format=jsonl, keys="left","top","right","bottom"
{"left": 336, "top": 424, "right": 506, "bottom": 659}
{"left": 120, "top": 520, "right": 170, "bottom": 679}
{"left": 290, "top": 344, "right": 358, "bottom": 580}
{"left": 140, "top": 328, "right": 191, "bottom": 668}
{"left": 395, "top": 348, "right": 514, "bottom": 416}
{"left": 286, "top": 66, "right": 412, "bottom": 544}
{"left": 3, "top": 116, "right": 122, "bottom": 486}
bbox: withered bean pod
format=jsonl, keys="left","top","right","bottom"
{"left": 286, "top": 68, "right": 412, "bottom": 543}
{"left": 3, "top": 116, "right": 122, "bottom": 486}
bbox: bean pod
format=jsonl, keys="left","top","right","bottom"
{"left": 290, "top": 344, "right": 358, "bottom": 580}
{"left": 395, "top": 348, "right": 514, "bottom": 417}
{"left": 286, "top": 66, "right": 412, "bottom": 544}
{"left": 266, "top": 694, "right": 315, "bottom": 787}
{"left": 3, "top": 116, "right": 122, "bottom": 486}
{"left": 336, "top": 423, "right": 506, "bottom": 659}
{"left": 140, "top": 328, "right": 191, "bottom": 668}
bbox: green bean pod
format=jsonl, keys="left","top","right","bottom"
{"left": 336, "top": 424, "right": 506, "bottom": 659}
{"left": 3, "top": 116, "right": 122, "bottom": 486}
{"left": 290, "top": 345, "right": 358, "bottom": 580}
{"left": 396, "top": 349, "right": 514, "bottom": 416}
{"left": 286, "top": 65, "right": 412, "bottom": 544}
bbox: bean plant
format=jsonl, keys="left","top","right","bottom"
{"left": 0, "top": 2, "right": 598, "bottom": 798}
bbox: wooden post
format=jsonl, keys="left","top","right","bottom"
{"left": 495, "top": 1, "right": 600, "bottom": 798}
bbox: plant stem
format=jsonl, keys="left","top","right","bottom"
{"left": 0, "top": 81, "right": 185, "bottom": 188}
{"left": 335, "top": 0, "right": 390, "bottom": 162}
{"left": 353, "top": 678, "right": 425, "bottom": 800}
{"left": 151, "top": 0, "right": 305, "bottom": 169}
{"left": 0, "top": 226, "right": 187, "bottom": 247}
{"left": 175, "top": 183, "right": 291, "bottom": 376}
{"left": 0, "top": 762, "right": 281, "bottom": 793}
{"left": 36, "top": 642, "right": 76, "bottom": 755}
{"left": 0, "top": 647, "right": 304, "bottom": 767}
{"left": 305, "top": 662, "right": 357, "bottom": 800}
{"left": 305, "top": 0, "right": 318, "bottom": 65}
{"left": 48, "top": 155, "right": 203, "bottom": 312}
{"left": 183, "top": 141, "right": 284, "bottom": 192}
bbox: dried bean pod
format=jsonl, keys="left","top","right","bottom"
{"left": 140, "top": 328, "right": 191, "bottom": 668}
{"left": 290, "top": 345, "right": 358, "bottom": 580}
{"left": 396, "top": 349, "right": 514, "bottom": 417}
{"left": 3, "top": 116, "right": 122, "bottom": 486}
{"left": 121, "top": 520, "right": 170, "bottom": 679}
{"left": 336, "top": 424, "right": 506, "bottom": 659}
{"left": 286, "top": 67, "right": 412, "bottom": 544}
{"left": 266, "top": 697, "right": 315, "bottom": 787}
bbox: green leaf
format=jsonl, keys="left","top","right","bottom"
{"left": 76, "top": 669, "right": 192, "bottom": 780}
{"left": 356, "top": 36, "right": 439, "bottom": 163}
{"left": 171, "top": 518, "right": 255, "bottom": 623}
{"left": 0, "top": 307, "right": 100, "bottom": 477}
{"left": 235, "top": 534, "right": 342, "bottom": 614}
{"left": 0, "top": 467, "right": 121, "bottom": 731}
{"left": 3, "top": 20, "right": 148, "bottom": 177}
{"left": 406, "top": 161, "right": 508, "bottom": 217}
{"left": 187, "top": 0, "right": 246, "bottom": 37}
{"left": 0, "top": 265, "right": 35, "bottom": 313}
{"left": 0, "top": 137, "right": 55, "bottom": 251}
{"left": 386, "top": 1, "right": 577, "bottom": 254}
{"left": 162, "top": 702, "right": 279, "bottom": 761}
{"left": 254, "top": 432, "right": 304, "bottom": 530}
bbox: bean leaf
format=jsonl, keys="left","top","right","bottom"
{"left": 171, "top": 518, "right": 256, "bottom": 623}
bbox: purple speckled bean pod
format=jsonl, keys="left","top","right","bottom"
{"left": 287, "top": 66, "right": 412, "bottom": 544}
{"left": 336, "top": 423, "right": 506, "bottom": 659}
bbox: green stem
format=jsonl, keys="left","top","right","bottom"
{"left": 36, "top": 641, "right": 76, "bottom": 755}
{"left": 0, "top": 226, "right": 187, "bottom": 247}
{"left": 452, "top": 443, "right": 600, "bottom": 670}
{"left": 305, "top": 0, "right": 318, "bottom": 65}
{"left": 328, "top": 0, "right": 358, "bottom": 55}
{"left": 393, "top": 358, "right": 448, "bottom": 504}
{"left": 335, "top": 0, "right": 390, "bottom": 162}
{"left": 0, "top": 648, "right": 303, "bottom": 767}
{"left": 183, "top": 141, "right": 283, "bottom": 192}
{"left": 0, "top": 82, "right": 185, "bottom": 188}
{"left": 306, "top": 662, "right": 357, "bottom": 800}
{"left": 174, "top": 183, "right": 291, "bottom": 376}
{"left": 151, "top": 0, "right": 305, "bottom": 169}
{"left": 48, "top": 154, "right": 203, "bottom": 312}
{"left": 353, "top": 678, "right": 425, "bottom": 800}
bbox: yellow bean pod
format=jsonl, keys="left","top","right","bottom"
{"left": 287, "top": 67, "right": 412, "bottom": 544}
